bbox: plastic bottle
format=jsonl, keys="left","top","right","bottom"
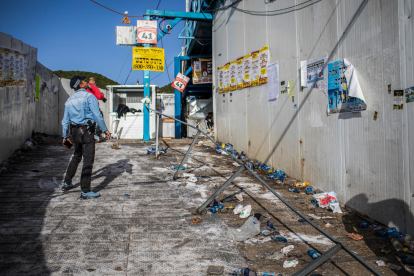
{"left": 227, "top": 217, "right": 261, "bottom": 241}
{"left": 359, "top": 221, "right": 369, "bottom": 228}
{"left": 305, "top": 187, "right": 314, "bottom": 195}
{"left": 392, "top": 239, "right": 404, "bottom": 252}
{"left": 246, "top": 162, "right": 254, "bottom": 170}
{"left": 294, "top": 181, "right": 310, "bottom": 188}
{"left": 289, "top": 188, "right": 300, "bottom": 193}
{"left": 308, "top": 250, "right": 321, "bottom": 259}
{"left": 210, "top": 204, "right": 224, "bottom": 213}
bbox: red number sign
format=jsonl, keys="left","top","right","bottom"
{"left": 171, "top": 73, "right": 190, "bottom": 92}
{"left": 137, "top": 20, "right": 157, "bottom": 44}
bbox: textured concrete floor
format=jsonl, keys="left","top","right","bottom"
{"left": 0, "top": 141, "right": 247, "bottom": 275}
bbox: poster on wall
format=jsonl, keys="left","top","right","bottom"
{"left": 327, "top": 59, "right": 367, "bottom": 115}
{"left": 251, "top": 51, "right": 259, "bottom": 86}
{"left": 394, "top": 90, "right": 404, "bottom": 110}
{"left": 259, "top": 45, "right": 269, "bottom": 85}
{"left": 223, "top": 63, "right": 230, "bottom": 92}
{"left": 171, "top": 73, "right": 190, "bottom": 92}
{"left": 405, "top": 86, "right": 414, "bottom": 103}
{"left": 242, "top": 53, "right": 251, "bottom": 88}
{"left": 267, "top": 61, "right": 279, "bottom": 103}
{"left": 217, "top": 66, "right": 224, "bottom": 93}
{"left": 229, "top": 60, "right": 237, "bottom": 91}
{"left": 236, "top": 57, "right": 243, "bottom": 90}
{"left": 301, "top": 54, "right": 328, "bottom": 95}
{"left": 192, "top": 58, "right": 212, "bottom": 84}
{"left": 35, "top": 75, "right": 40, "bottom": 100}
{"left": 0, "top": 47, "right": 27, "bottom": 87}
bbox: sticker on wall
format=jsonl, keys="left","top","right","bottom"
{"left": 388, "top": 84, "right": 391, "bottom": 94}
{"left": 288, "top": 79, "right": 295, "bottom": 98}
{"left": 223, "top": 63, "right": 230, "bottom": 92}
{"left": 373, "top": 111, "right": 378, "bottom": 121}
{"left": 242, "top": 53, "right": 251, "bottom": 88}
{"left": 35, "top": 75, "right": 40, "bottom": 100}
{"left": 236, "top": 57, "right": 244, "bottom": 90}
{"left": 259, "top": 45, "right": 269, "bottom": 85}
{"left": 394, "top": 90, "right": 404, "bottom": 110}
{"left": 251, "top": 50, "right": 259, "bottom": 86}
{"left": 405, "top": 86, "right": 414, "bottom": 103}
{"left": 327, "top": 59, "right": 367, "bottom": 115}
{"left": 229, "top": 60, "right": 237, "bottom": 91}
{"left": 280, "top": 81, "right": 286, "bottom": 94}
{"left": 217, "top": 66, "right": 224, "bottom": 93}
{"left": 300, "top": 54, "right": 328, "bottom": 95}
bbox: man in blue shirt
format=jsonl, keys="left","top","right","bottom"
{"left": 61, "top": 76, "right": 110, "bottom": 199}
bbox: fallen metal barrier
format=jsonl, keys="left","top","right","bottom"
{"left": 146, "top": 104, "right": 382, "bottom": 276}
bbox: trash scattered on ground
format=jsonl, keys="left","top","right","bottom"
{"left": 267, "top": 221, "right": 276, "bottom": 231}
{"left": 405, "top": 264, "right": 414, "bottom": 274}
{"left": 202, "top": 145, "right": 211, "bottom": 149}
{"left": 294, "top": 181, "right": 309, "bottom": 188}
{"left": 377, "top": 227, "right": 397, "bottom": 237}
{"left": 234, "top": 204, "right": 243, "bottom": 214}
{"left": 347, "top": 233, "right": 363, "bottom": 241}
{"left": 198, "top": 141, "right": 204, "bottom": 146}
{"left": 232, "top": 162, "right": 241, "bottom": 167}
{"left": 254, "top": 213, "right": 268, "bottom": 222}
{"left": 227, "top": 216, "right": 260, "bottom": 241}
{"left": 403, "top": 258, "right": 414, "bottom": 265}
{"left": 311, "top": 199, "right": 319, "bottom": 207}
{"left": 322, "top": 216, "right": 335, "bottom": 219}
{"left": 288, "top": 188, "right": 300, "bottom": 193}
{"left": 191, "top": 217, "right": 203, "bottom": 223}
{"left": 246, "top": 162, "right": 254, "bottom": 170}
{"left": 235, "top": 193, "right": 243, "bottom": 201}
{"left": 376, "top": 260, "right": 389, "bottom": 267}
{"left": 38, "top": 177, "right": 60, "bottom": 190}
{"left": 298, "top": 218, "right": 313, "bottom": 222}
{"left": 240, "top": 205, "right": 252, "bottom": 218}
{"left": 207, "top": 265, "right": 224, "bottom": 275}
{"left": 313, "top": 191, "right": 342, "bottom": 213}
{"left": 57, "top": 197, "right": 65, "bottom": 200}
{"left": 271, "top": 235, "right": 287, "bottom": 242}
{"left": 111, "top": 144, "right": 121, "bottom": 150}
{"left": 308, "top": 249, "right": 321, "bottom": 259}
{"left": 124, "top": 194, "right": 130, "bottom": 197}
{"left": 381, "top": 248, "right": 391, "bottom": 254}
{"left": 359, "top": 221, "right": 369, "bottom": 228}
{"left": 210, "top": 205, "right": 224, "bottom": 213}
{"left": 283, "top": 259, "right": 299, "bottom": 268}
{"left": 261, "top": 273, "right": 275, "bottom": 276}
{"left": 306, "top": 186, "right": 314, "bottom": 194}
{"left": 391, "top": 238, "right": 404, "bottom": 252}
{"left": 173, "top": 164, "right": 187, "bottom": 170}
{"left": 223, "top": 218, "right": 236, "bottom": 221}
{"left": 231, "top": 268, "right": 257, "bottom": 276}
{"left": 307, "top": 214, "right": 321, "bottom": 220}
{"left": 24, "top": 141, "right": 36, "bottom": 150}
{"left": 281, "top": 245, "right": 295, "bottom": 255}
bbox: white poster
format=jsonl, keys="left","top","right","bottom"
{"left": 300, "top": 54, "right": 328, "bottom": 95}
{"left": 267, "top": 61, "right": 279, "bottom": 103}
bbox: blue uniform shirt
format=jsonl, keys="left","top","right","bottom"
{"left": 62, "top": 89, "right": 108, "bottom": 138}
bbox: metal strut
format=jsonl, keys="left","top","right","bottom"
{"left": 173, "top": 131, "right": 200, "bottom": 180}
{"left": 145, "top": 104, "right": 382, "bottom": 276}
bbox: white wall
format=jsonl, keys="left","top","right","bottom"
{"left": 213, "top": 0, "right": 413, "bottom": 233}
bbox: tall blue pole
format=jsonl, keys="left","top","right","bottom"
{"left": 143, "top": 15, "right": 150, "bottom": 141}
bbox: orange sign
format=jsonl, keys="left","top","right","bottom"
{"left": 137, "top": 20, "right": 157, "bottom": 44}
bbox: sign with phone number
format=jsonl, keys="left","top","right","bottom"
{"left": 132, "top": 47, "right": 165, "bottom": 72}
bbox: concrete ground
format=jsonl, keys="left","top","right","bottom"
{"left": 0, "top": 137, "right": 409, "bottom": 275}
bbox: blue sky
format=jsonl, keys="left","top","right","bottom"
{"left": 0, "top": 0, "right": 186, "bottom": 87}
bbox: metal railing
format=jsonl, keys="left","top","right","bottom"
{"left": 146, "top": 104, "right": 382, "bottom": 276}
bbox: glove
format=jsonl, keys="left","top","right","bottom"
{"left": 102, "top": 97, "right": 107, "bottom": 103}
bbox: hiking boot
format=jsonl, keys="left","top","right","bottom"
{"left": 61, "top": 182, "right": 74, "bottom": 192}
{"left": 80, "top": 191, "right": 100, "bottom": 199}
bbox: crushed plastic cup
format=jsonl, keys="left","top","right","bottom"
{"left": 233, "top": 204, "right": 243, "bottom": 215}
{"left": 281, "top": 245, "right": 295, "bottom": 255}
{"left": 283, "top": 259, "right": 299, "bottom": 268}
{"left": 240, "top": 205, "right": 252, "bottom": 218}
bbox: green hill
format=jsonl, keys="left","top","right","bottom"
{"left": 54, "top": 70, "right": 119, "bottom": 89}
{"left": 159, "top": 82, "right": 174, "bottom": 93}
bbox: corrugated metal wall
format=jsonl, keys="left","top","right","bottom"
{"left": 213, "top": 0, "right": 413, "bottom": 233}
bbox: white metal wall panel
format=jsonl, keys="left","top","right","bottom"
{"left": 212, "top": 0, "right": 413, "bottom": 233}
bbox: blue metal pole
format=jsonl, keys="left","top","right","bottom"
{"left": 143, "top": 15, "right": 150, "bottom": 141}
{"left": 174, "top": 56, "right": 182, "bottom": 138}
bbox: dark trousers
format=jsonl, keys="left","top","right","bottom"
{"left": 64, "top": 128, "right": 95, "bottom": 193}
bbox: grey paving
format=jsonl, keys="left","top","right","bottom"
{"left": 0, "top": 143, "right": 247, "bottom": 275}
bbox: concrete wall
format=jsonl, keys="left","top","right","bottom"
{"left": 212, "top": 0, "right": 413, "bottom": 233}
{"left": 0, "top": 32, "right": 111, "bottom": 164}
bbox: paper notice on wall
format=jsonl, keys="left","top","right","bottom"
{"left": 243, "top": 53, "right": 251, "bottom": 88}
{"left": 259, "top": 45, "right": 269, "bottom": 85}
{"left": 236, "top": 57, "right": 243, "bottom": 90}
{"left": 394, "top": 90, "right": 404, "bottom": 110}
{"left": 301, "top": 54, "right": 328, "bottom": 95}
{"left": 229, "top": 60, "right": 237, "bottom": 91}
{"left": 267, "top": 61, "right": 279, "bottom": 103}
{"left": 192, "top": 58, "right": 212, "bottom": 84}
{"left": 327, "top": 59, "right": 367, "bottom": 115}
{"left": 217, "top": 66, "right": 224, "bottom": 93}
{"left": 288, "top": 79, "right": 295, "bottom": 98}
{"left": 405, "top": 86, "right": 414, "bottom": 103}
{"left": 0, "top": 47, "right": 28, "bottom": 87}
{"left": 223, "top": 63, "right": 230, "bottom": 92}
{"left": 251, "top": 50, "right": 259, "bottom": 86}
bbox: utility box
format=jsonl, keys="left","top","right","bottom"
{"left": 186, "top": 99, "right": 212, "bottom": 137}
{"left": 157, "top": 94, "right": 175, "bottom": 138}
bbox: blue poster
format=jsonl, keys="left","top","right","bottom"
{"left": 327, "top": 60, "right": 366, "bottom": 115}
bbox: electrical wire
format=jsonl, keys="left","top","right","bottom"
{"left": 209, "top": 0, "right": 315, "bottom": 14}
{"left": 90, "top": 0, "right": 143, "bottom": 17}
{"left": 124, "top": 68, "right": 133, "bottom": 85}
{"left": 156, "top": 0, "right": 162, "bottom": 10}
{"left": 232, "top": 0, "right": 322, "bottom": 16}
{"left": 116, "top": 50, "right": 131, "bottom": 82}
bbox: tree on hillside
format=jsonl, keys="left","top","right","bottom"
{"left": 159, "top": 82, "right": 174, "bottom": 93}
{"left": 54, "top": 70, "right": 119, "bottom": 89}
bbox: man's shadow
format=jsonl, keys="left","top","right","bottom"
{"left": 343, "top": 193, "right": 414, "bottom": 270}
{"left": 90, "top": 159, "right": 133, "bottom": 192}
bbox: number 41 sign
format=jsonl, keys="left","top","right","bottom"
{"left": 171, "top": 73, "right": 190, "bottom": 92}
{"left": 137, "top": 20, "right": 157, "bottom": 44}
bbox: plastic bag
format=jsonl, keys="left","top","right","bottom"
{"left": 283, "top": 259, "right": 299, "bottom": 268}
{"left": 234, "top": 204, "right": 243, "bottom": 214}
{"left": 313, "top": 191, "right": 339, "bottom": 208}
{"left": 330, "top": 202, "right": 343, "bottom": 213}
{"left": 227, "top": 216, "right": 261, "bottom": 241}
{"left": 281, "top": 245, "right": 295, "bottom": 255}
{"left": 240, "top": 205, "right": 252, "bottom": 218}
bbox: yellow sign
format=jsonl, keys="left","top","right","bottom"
{"left": 132, "top": 47, "right": 164, "bottom": 71}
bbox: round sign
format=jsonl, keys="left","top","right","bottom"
{"left": 138, "top": 31, "right": 156, "bottom": 42}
